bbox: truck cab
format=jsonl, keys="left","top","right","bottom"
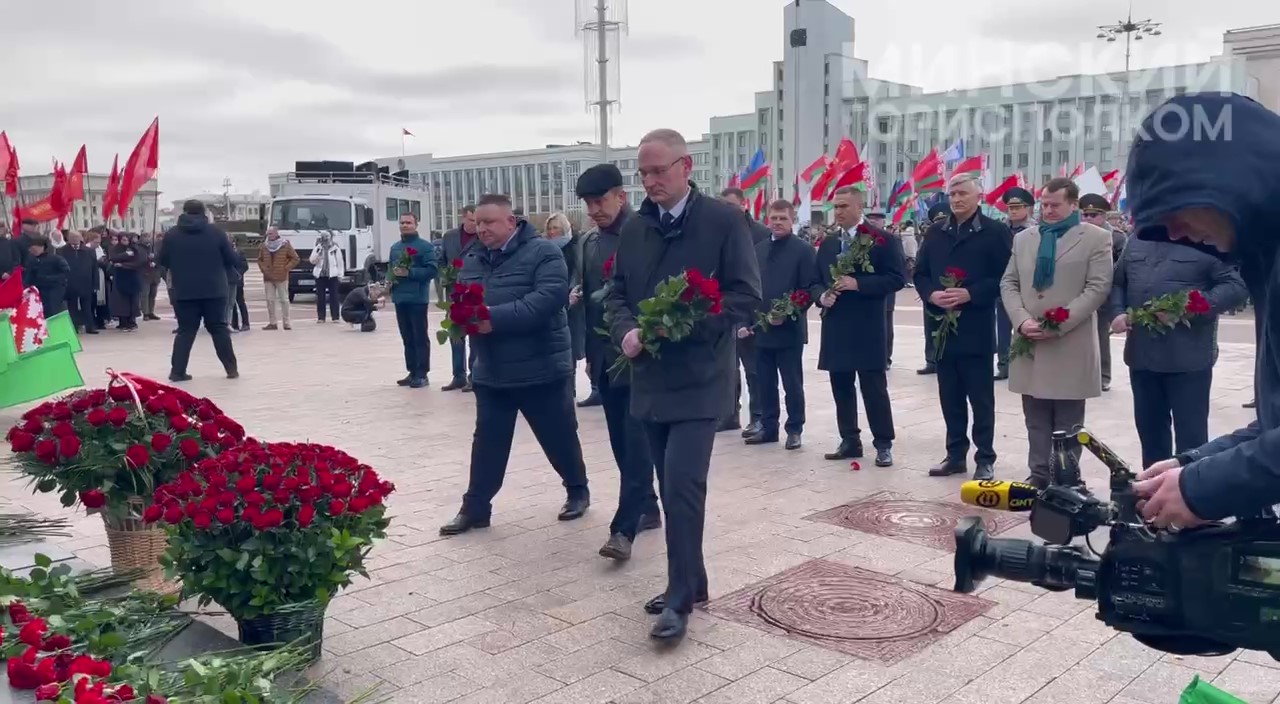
{"left": 268, "top": 170, "right": 428, "bottom": 301}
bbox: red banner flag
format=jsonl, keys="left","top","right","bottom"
{"left": 117, "top": 117, "right": 159, "bottom": 219}
{"left": 0, "top": 132, "right": 11, "bottom": 186}
{"left": 66, "top": 145, "right": 88, "bottom": 203}
{"left": 50, "top": 164, "right": 69, "bottom": 228}
{"left": 3, "top": 143, "right": 18, "bottom": 199}
{"left": 984, "top": 174, "right": 1020, "bottom": 212}
{"left": 752, "top": 188, "right": 765, "bottom": 220}
{"left": 800, "top": 155, "right": 830, "bottom": 183}
{"left": 102, "top": 154, "right": 120, "bottom": 224}
{"left": 825, "top": 162, "right": 867, "bottom": 201}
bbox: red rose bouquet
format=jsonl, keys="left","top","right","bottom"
{"left": 1128, "top": 289, "right": 1212, "bottom": 334}
{"left": 149, "top": 440, "right": 393, "bottom": 621}
{"left": 436, "top": 257, "right": 464, "bottom": 295}
{"left": 436, "top": 281, "right": 490, "bottom": 344}
{"left": 606, "top": 268, "right": 723, "bottom": 377}
{"left": 754, "top": 290, "right": 811, "bottom": 331}
{"left": 5, "top": 373, "right": 245, "bottom": 523}
{"left": 819, "top": 223, "right": 883, "bottom": 318}
{"left": 385, "top": 246, "right": 417, "bottom": 286}
{"left": 1009, "top": 306, "right": 1070, "bottom": 360}
{"left": 929, "top": 266, "right": 967, "bottom": 359}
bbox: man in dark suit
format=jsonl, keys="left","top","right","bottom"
{"left": 439, "top": 194, "right": 590, "bottom": 535}
{"left": 61, "top": 231, "right": 100, "bottom": 335}
{"left": 438, "top": 205, "right": 483, "bottom": 391}
{"left": 159, "top": 201, "right": 240, "bottom": 382}
{"left": 917, "top": 205, "right": 950, "bottom": 375}
{"left": 863, "top": 208, "right": 897, "bottom": 363}
{"left": 607, "top": 129, "right": 761, "bottom": 642}
{"left": 914, "top": 175, "right": 1012, "bottom": 481}
{"left": 717, "top": 187, "right": 770, "bottom": 436}
{"left": 576, "top": 164, "right": 661, "bottom": 562}
{"left": 995, "top": 187, "right": 1035, "bottom": 380}
{"left": 745, "top": 199, "right": 821, "bottom": 450}
{"left": 816, "top": 186, "right": 906, "bottom": 466}
{"left": 1080, "top": 192, "right": 1128, "bottom": 391}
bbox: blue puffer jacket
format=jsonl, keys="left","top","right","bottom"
{"left": 459, "top": 221, "right": 573, "bottom": 388}
{"left": 388, "top": 234, "right": 437, "bottom": 305}
{"left": 1126, "top": 93, "right": 1280, "bottom": 520}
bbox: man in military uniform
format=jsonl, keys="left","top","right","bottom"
{"left": 995, "top": 187, "right": 1035, "bottom": 380}
{"left": 1080, "top": 192, "right": 1127, "bottom": 391}
{"left": 917, "top": 203, "right": 951, "bottom": 375}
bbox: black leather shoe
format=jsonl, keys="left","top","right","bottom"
{"left": 461, "top": 381, "right": 474, "bottom": 393}
{"left": 637, "top": 513, "right": 662, "bottom": 532}
{"left": 168, "top": 373, "right": 192, "bottom": 383}
{"left": 439, "top": 513, "right": 490, "bottom": 536}
{"left": 558, "top": 497, "right": 590, "bottom": 521}
{"left": 917, "top": 365, "right": 937, "bottom": 375}
{"left": 824, "top": 441, "right": 863, "bottom": 461}
{"left": 875, "top": 448, "right": 893, "bottom": 467}
{"left": 226, "top": 369, "right": 240, "bottom": 380}
{"left": 409, "top": 377, "right": 429, "bottom": 389}
{"left": 744, "top": 432, "right": 779, "bottom": 446}
{"left": 928, "top": 459, "right": 968, "bottom": 477}
{"left": 599, "top": 534, "right": 633, "bottom": 561}
{"left": 1024, "top": 474, "right": 1049, "bottom": 491}
{"left": 1101, "top": 381, "right": 1111, "bottom": 392}
{"left": 994, "top": 367, "right": 1009, "bottom": 381}
{"left": 974, "top": 464, "right": 995, "bottom": 481}
{"left": 1244, "top": 398, "right": 1257, "bottom": 409}
{"left": 741, "top": 421, "right": 762, "bottom": 438}
{"left": 577, "top": 391, "right": 603, "bottom": 408}
{"left": 716, "top": 418, "right": 741, "bottom": 433}
{"left": 785, "top": 433, "right": 802, "bottom": 450}
{"left": 650, "top": 608, "right": 688, "bottom": 642}
{"left": 441, "top": 378, "right": 467, "bottom": 391}
{"left": 396, "top": 375, "right": 413, "bottom": 387}
{"left": 644, "top": 592, "right": 708, "bottom": 616}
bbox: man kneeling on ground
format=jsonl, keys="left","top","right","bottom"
{"left": 341, "top": 281, "right": 387, "bottom": 332}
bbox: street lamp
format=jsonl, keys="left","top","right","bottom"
{"left": 1097, "top": 4, "right": 1161, "bottom": 166}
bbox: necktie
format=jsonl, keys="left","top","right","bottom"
{"left": 661, "top": 212, "right": 675, "bottom": 232}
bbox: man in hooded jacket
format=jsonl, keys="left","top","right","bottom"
{"left": 1130, "top": 93, "right": 1280, "bottom": 528}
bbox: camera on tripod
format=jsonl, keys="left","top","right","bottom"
{"left": 953, "top": 428, "right": 1280, "bottom": 660}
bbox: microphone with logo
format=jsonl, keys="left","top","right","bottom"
{"left": 959, "top": 480, "right": 1040, "bottom": 513}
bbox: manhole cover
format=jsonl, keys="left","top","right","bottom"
{"left": 803, "top": 491, "right": 1027, "bottom": 551}
{"left": 706, "top": 560, "right": 993, "bottom": 663}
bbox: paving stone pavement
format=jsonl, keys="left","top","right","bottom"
{"left": 0, "top": 289, "right": 1266, "bottom": 703}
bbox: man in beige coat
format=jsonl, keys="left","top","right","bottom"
{"left": 1000, "top": 178, "right": 1114, "bottom": 488}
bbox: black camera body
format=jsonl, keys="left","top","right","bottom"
{"left": 954, "top": 428, "right": 1280, "bottom": 660}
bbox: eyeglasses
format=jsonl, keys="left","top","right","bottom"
{"left": 637, "top": 157, "right": 687, "bottom": 179}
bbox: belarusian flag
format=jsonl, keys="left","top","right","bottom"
{"left": 0, "top": 269, "right": 84, "bottom": 408}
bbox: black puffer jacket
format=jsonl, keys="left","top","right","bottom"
{"left": 459, "top": 220, "right": 573, "bottom": 388}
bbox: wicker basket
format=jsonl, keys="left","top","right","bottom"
{"left": 235, "top": 601, "right": 327, "bottom": 663}
{"left": 101, "top": 498, "right": 177, "bottom": 594}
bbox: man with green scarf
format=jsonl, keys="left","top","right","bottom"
{"left": 999, "top": 177, "right": 1115, "bottom": 488}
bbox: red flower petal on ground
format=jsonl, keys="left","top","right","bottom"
{"left": 146, "top": 694, "right": 168, "bottom": 704}
{"left": 124, "top": 444, "right": 150, "bottom": 469}
{"left": 78, "top": 490, "right": 106, "bottom": 509}
{"left": 850, "top": 461, "right": 861, "bottom": 471}
{"left": 6, "top": 656, "right": 40, "bottom": 689}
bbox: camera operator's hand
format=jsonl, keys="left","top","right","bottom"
{"left": 1134, "top": 467, "right": 1208, "bottom": 529}
{"left": 1137, "top": 458, "right": 1181, "bottom": 481}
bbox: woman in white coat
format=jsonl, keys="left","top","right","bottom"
{"left": 309, "top": 232, "right": 346, "bottom": 323}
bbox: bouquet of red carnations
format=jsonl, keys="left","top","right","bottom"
{"left": 929, "top": 266, "right": 967, "bottom": 359}
{"left": 1009, "top": 306, "right": 1070, "bottom": 360}
{"left": 1128, "top": 289, "right": 1212, "bottom": 334}
{"left": 819, "top": 224, "right": 883, "bottom": 318}
{"left": 437, "top": 281, "right": 490, "bottom": 345}
{"left": 754, "top": 290, "right": 811, "bottom": 331}
{"left": 606, "top": 268, "right": 723, "bottom": 377}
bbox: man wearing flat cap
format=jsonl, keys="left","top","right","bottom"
{"left": 1080, "top": 192, "right": 1126, "bottom": 391}
{"left": 994, "top": 187, "right": 1035, "bottom": 380}
{"left": 916, "top": 203, "right": 952, "bottom": 375}
{"left": 575, "top": 163, "right": 660, "bottom": 562}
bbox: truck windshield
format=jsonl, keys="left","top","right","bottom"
{"left": 271, "top": 200, "right": 352, "bottom": 231}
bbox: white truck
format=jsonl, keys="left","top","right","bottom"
{"left": 268, "top": 170, "right": 429, "bottom": 301}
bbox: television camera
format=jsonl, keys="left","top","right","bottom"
{"left": 953, "top": 428, "right": 1280, "bottom": 660}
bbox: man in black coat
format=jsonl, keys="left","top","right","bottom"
{"left": 717, "top": 187, "right": 770, "bottom": 435}
{"left": 914, "top": 175, "right": 1013, "bottom": 481}
{"left": 20, "top": 235, "right": 69, "bottom": 316}
{"left": 437, "top": 205, "right": 483, "bottom": 391}
{"left": 745, "top": 199, "right": 821, "bottom": 450}
{"left": 816, "top": 186, "right": 906, "bottom": 466}
{"left": 576, "top": 164, "right": 660, "bottom": 562}
{"left": 606, "top": 129, "right": 761, "bottom": 642}
{"left": 995, "top": 187, "right": 1034, "bottom": 380}
{"left": 159, "top": 200, "right": 240, "bottom": 382}
{"left": 1080, "top": 192, "right": 1128, "bottom": 391}
{"left": 8, "top": 218, "right": 38, "bottom": 272}
{"left": 62, "top": 231, "right": 100, "bottom": 334}
{"left": 439, "top": 193, "right": 590, "bottom": 536}
{"left": 0, "top": 227, "right": 19, "bottom": 282}
{"left": 917, "top": 204, "right": 951, "bottom": 375}
{"left": 864, "top": 208, "right": 897, "bottom": 364}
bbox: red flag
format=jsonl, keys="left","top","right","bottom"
{"left": 739, "top": 164, "right": 771, "bottom": 192}
{"left": 117, "top": 117, "right": 159, "bottom": 219}
{"left": 826, "top": 162, "right": 867, "bottom": 201}
{"left": 984, "top": 174, "right": 1020, "bottom": 211}
{"left": 0, "top": 132, "right": 11, "bottom": 184}
{"left": 66, "top": 145, "right": 88, "bottom": 203}
{"left": 49, "top": 164, "right": 69, "bottom": 228}
{"left": 3, "top": 144, "right": 18, "bottom": 198}
{"left": 402, "top": 128, "right": 414, "bottom": 137}
{"left": 727, "top": 173, "right": 740, "bottom": 189}
{"left": 909, "top": 149, "right": 945, "bottom": 194}
{"left": 102, "top": 154, "right": 121, "bottom": 224}
{"left": 0, "top": 266, "right": 23, "bottom": 310}
{"left": 752, "top": 188, "right": 765, "bottom": 220}
{"left": 800, "top": 155, "right": 830, "bottom": 183}
{"left": 1070, "top": 162, "right": 1085, "bottom": 179}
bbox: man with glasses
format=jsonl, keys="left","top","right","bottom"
{"left": 1080, "top": 192, "right": 1127, "bottom": 391}
{"left": 607, "top": 129, "right": 760, "bottom": 643}
{"left": 996, "top": 187, "right": 1035, "bottom": 380}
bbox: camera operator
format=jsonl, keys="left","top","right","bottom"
{"left": 1129, "top": 93, "right": 1280, "bottom": 529}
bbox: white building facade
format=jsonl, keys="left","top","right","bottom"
{"left": 6, "top": 173, "right": 159, "bottom": 233}
{"left": 173, "top": 192, "right": 271, "bottom": 222}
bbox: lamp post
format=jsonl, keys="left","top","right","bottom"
{"left": 1096, "top": 3, "right": 1161, "bottom": 167}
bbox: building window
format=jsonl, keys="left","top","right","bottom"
{"left": 1002, "top": 154, "right": 1012, "bottom": 167}
{"left": 1042, "top": 151, "right": 1051, "bottom": 166}
{"left": 1018, "top": 153, "right": 1029, "bottom": 167}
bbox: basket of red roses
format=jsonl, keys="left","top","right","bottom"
{"left": 4, "top": 372, "right": 245, "bottom": 593}
{"left": 148, "top": 440, "right": 394, "bottom": 661}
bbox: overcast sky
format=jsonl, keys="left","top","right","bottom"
{"left": 1, "top": 0, "right": 1270, "bottom": 203}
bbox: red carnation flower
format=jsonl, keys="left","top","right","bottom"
{"left": 350, "top": 496, "right": 371, "bottom": 513}
{"left": 78, "top": 490, "right": 106, "bottom": 509}
{"left": 1186, "top": 289, "right": 1211, "bottom": 315}
{"left": 856, "top": 223, "right": 871, "bottom": 235}
{"left": 142, "top": 505, "right": 163, "bottom": 523}
{"left": 151, "top": 433, "right": 174, "bottom": 453}
{"left": 124, "top": 444, "right": 150, "bottom": 469}
{"left": 179, "top": 438, "right": 202, "bottom": 460}
{"left": 475, "top": 305, "right": 491, "bottom": 321}
{"left": 22, "top": 417, "right": 44, "bottom": 434}
{"left": 451, "top": 258, "right": 464, "bottom": 269}
{"left": 448, "top": 304, "right": 472, "bottom": 325}
{"left": 297, "top": 503, "right": 316, "bottom": 527}
{"left": 9, "top": 430, "right": 36, "bottom": 453}
{"left": 106, "top": 407, "right": 129, "bottom": 427}
{"left": 875, "top": 236, "right": 887, "bottom": 246}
